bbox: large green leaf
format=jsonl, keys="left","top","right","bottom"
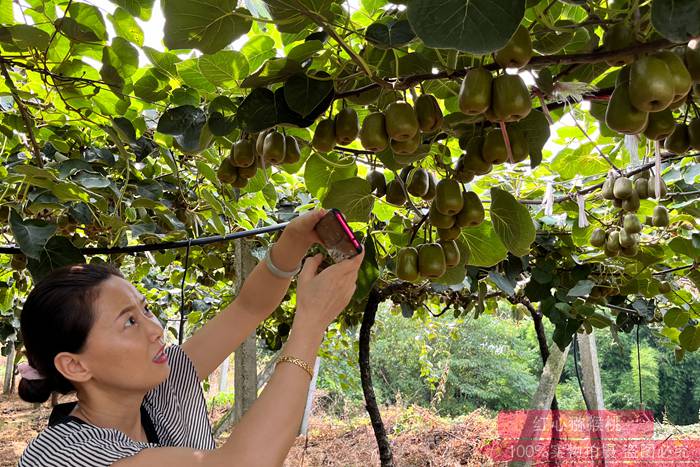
{"left": 322, "top": 177, "right": 374, "bottom": 223}
{"left": 406, "top": 0, "right": 526, "bottom": 53}
{"left": 108, "top": 7, "right": 144, "bottom": 46}
{"left": 0, "top": 0, "right": 12, "bottom": 24}
{"left": 236, "top": 88, "right": 277, "bottom": 132}
{"left": 353, "top": 234, "right": 379, "bottom": 301}
{"left": 669, "top": 237, "right": 700, "bottom": 260}
{"left": 27, "top": 236, "right": 85, "bottom": 283}
{"left": 490, "top": 188, "right": 536, "bottom": 257}
{"left": 651, "top": 0, "right": 700, "bottom": 42}
{"left": 263, "top": 0, "right": 339, "bottom": 33}
{"left": 162, "top": 1, "right": 252, "bottom": 54}
{"left": 304, "top": 153, "right": 357, "bottom": 199}
{"left": 680, "top": 325, "right": 700, "bottom": 352}
{"left": 240, "top": 58, "right": 303, "bottom": 88}
{"left": 460, "top": 223, "right": 508, "bottom": 267}
{"left": 143, "top": 46, "right": 180, "bottom": 78}
{"left": 283, "top": 72, "right": 334, "bottom": 118}
{"left": 109, "top": 0, "right": 154, "bottom": 21}
{"left": 9, "top": 210, "right": 57, "bottom": 260}
{"left": 365, "top": 19, "right": 416, "bottom": 49}
{"left": 510, "top": 110, "right": 551, "bottom": 168}
{"left": 240, "top": 35, "right": 276, "bottom": 71}
{"left": 198, "top": 50, "right": 249, "bottom": 86}
{"left": 67, "top": 2, "right": 108, "bottom": 42}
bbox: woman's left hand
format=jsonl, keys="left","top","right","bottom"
{"left": 280, "top": 208, "right": 326, "bottom": 250}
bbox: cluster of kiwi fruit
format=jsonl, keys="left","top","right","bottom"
{"left": 458, "top": 26, "right": 532, "bottom": 124}
{"left": 216, "top": 130, "right": 302, "bottom": 188}
{"left": 589, "top": 171, "right": 670, "bottom": 258}
{"left": 395, "top": 240, "right": 461, "bottom": 282}
{"left": 392, "top": 179, "right": 485, "bottom": 282}
{"left": 603, "top": 38, "right": 700, "bottom": 139}
{"left": 366, "top": 165, "right": 436, "bottom": 207}
{"left": 311, "top": 93, "right": 443, "bottom": 162}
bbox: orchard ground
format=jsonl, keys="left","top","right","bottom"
{"left": 3, "top": 387, "right": 700, "bottom": 466}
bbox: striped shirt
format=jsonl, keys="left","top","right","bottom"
{"left": 19, "top": 345, "right": 216, "bottom": 466}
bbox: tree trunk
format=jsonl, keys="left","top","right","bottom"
{"left": 3, "top": 341, "right": 15, "bottom": 394}
{"left": 212, "top": 349, "right": 282, "bottom": 438}
{"left": 359, "top": 288, "right": 394, "bottom": 467}
{"left": 219, "top": 356, "right": 230, "bottom": 393}
{"left": 529, "top": 300, "right": 558, "bottom": 411}
{"left": 509, "top": 342, "right": 571, "bottom": 467}
{"left": 233, "top": 238, "right": 258, "bottom": 423}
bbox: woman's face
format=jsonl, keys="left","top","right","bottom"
{"left": 79, "top": 275, "right": 170, "bottom": 393}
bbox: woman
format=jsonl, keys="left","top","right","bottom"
{"left": 18, "top": 209, "right": 365, "bottom": 466}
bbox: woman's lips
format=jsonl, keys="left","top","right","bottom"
{"left": 153, "top": 345, "right": 167, "bottom": 363}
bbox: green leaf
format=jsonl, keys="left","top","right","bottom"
{"left": 7, "top": 25, "right": 50, "bottom": 49}
{"left": 176, "top": 58, "right": 216, "bottom": 93}
{"left": 108, "top": 7, "right": 144, "bottom": 46}
{"left": 567, "top": 279, "right": 595, "bottom": 297}
{"left": 490, "top": 188, "right": 536, "bottom": 257}
{"left": 143, "top": 46, "right": 180, "bottom": 78}
{"left": 103, "top": 37, "right": 139, "bottom": 78}
{"left": 669, "top": 237, "right": 700, "bottom": 260}
{"left": 157, "top": 105, "right": 205, "bottom": 135}
{"left": 406, "top": 0, "right": 526, "bottom": 53}
{"left": 67, "top": 2, "right": 108, "bottom": 42}
{"left": 163, "top": 1, "right": 252, "bottom": 54}
{"left": 509, "top": 110, "right": 551, "bottom": 168}
{"left": 237, "top": 88, "right": 277, "bottom": 132}
{"left": 353, "top": 234, "right": 379, "bottom": 301}
{"left": 27, "top": 236, "right": 85, "bottom": 283}
{"left": 240, "top": 35, "right": 276, "bottom": 71}
{"left": 54, "top": 17, "right": 101, "bottom": 43}
{"left": 664, "top": 308, "right": 690, "bottom": 329}
{"left": 460, "top": 223, "right": 508, "bottom": 267}
{"left": 207, "top": 96, "right": 238, "bottom": 136}
{"left": 0, "top": 0, "right": 12, "bottom": 24}
{"left": 304, "top": 153, "right": 357, "bottom": 199}
{"left": 109, "top": 0, "right": 154, "bottom": 21}
{"left": 240, "top": 58, "right": 303, "bottom": 88}
{"left": 9, "top": 210, "right": 57, "bottom": 260}
{"left": 680, "top": 325, "right": 700, "bottom": 352}
{"left": 287, "top": 40, "right": 324, "bottom": 62}
{"left": 198, "top": 50, "right": 249, "bottom": 86}
{"left": 264, "top": 0, "right": 339, "bottom": 34}
{"left": 322, "top": 178, "right": 374, "bottom": 223}
{"left": 365, "top": 19, "right": 416, "bottom": 49}
{"left": 283, "top": 72, "right": 334, "bottom": 118}
{"left": 488, "top": 271, "right": 515, "bottom": 296}
{"left": 651, "top": 0, "right": 700, "bottom": 42}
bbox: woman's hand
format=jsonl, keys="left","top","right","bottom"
{"left": 281, "top": 208, "right": 327, "bottom": 250}
{"left": 292, "top": 250, "right": 365, "bottom": 339}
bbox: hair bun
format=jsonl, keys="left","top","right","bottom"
{"left": 18, "top": 377, "right": 53, "bottom": 404}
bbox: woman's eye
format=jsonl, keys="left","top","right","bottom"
{"left": 143, "top": 306, "right": 153, "bottom": 316}
{"left": 125, "top": 316, "right": 137, "bottom": 327}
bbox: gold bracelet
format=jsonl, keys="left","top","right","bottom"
{"left": 276, "top": 355, "right": 314, "bottom": 379}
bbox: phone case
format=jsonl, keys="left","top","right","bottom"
{"left": 314, "top": 209, "right": 363, "bottom": 262}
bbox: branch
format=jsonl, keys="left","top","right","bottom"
{"left": 517, "top": 154, "right": 691, "bottom": 205}
{"left": 336, "top": 39, "right": 677, "bottom": 98}
{"left": 0, "top": 62, "right": 43, "bottom": 167}
{"left": 651, "top": 264, "right": 696, "bottom": 276}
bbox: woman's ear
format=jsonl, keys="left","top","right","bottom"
{"left": 54, "top": 352, "right": 92, "bottom": 383}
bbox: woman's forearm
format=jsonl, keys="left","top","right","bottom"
{"left": 219, "top": 324, "right": 323, "bottom": 466}
{"left": 235, "top": 233, "right": 309, "bottom": 319}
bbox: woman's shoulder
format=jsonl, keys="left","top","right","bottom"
{"left": 19, "top": 420, "right": 155, "bottom": 467}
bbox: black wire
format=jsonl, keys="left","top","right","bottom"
{"left": 178, "top": 239, "right": 192, "bottom": 346}
{"left": 572, "top": 337, "right": 592, "bottom": 411}
{"left": 0, "top": 222, "right": 290, "bottom": 255}
{"left": 637, "top": 324, "right": 643, "bottom": 407}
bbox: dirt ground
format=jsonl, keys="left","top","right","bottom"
{"left": 1, "top": 392, "right": 498, "bottom": 466}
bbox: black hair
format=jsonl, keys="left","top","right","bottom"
{"left": 18, "top": 263, "right": 123, "bottom": 403}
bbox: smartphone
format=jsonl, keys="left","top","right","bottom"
{"left": 313, "top": 209, "right": 363, "bottom": 262}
